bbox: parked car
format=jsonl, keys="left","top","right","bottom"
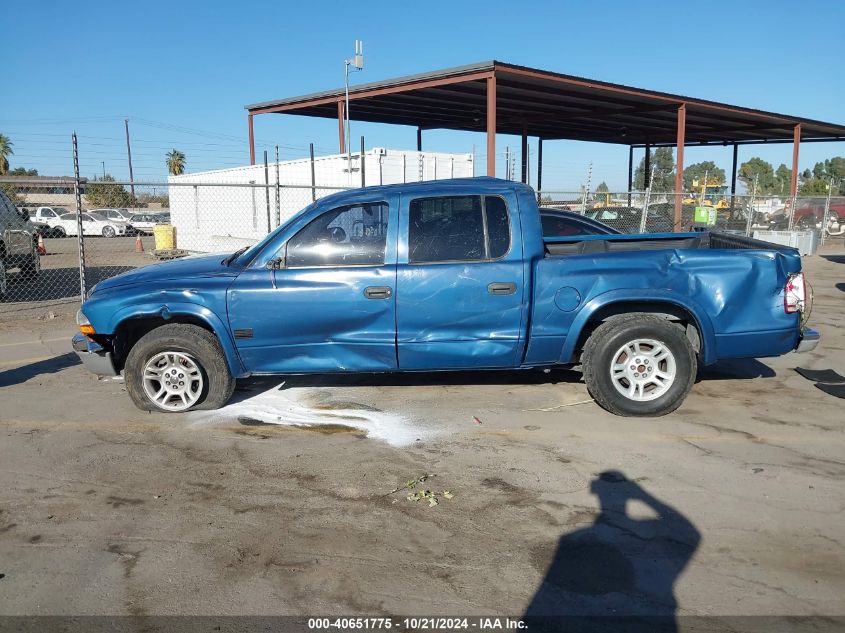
{"left": 55, "top": 212, "right": 128, "bottom": 238}
{"left": 768, "top": 201, "right": 845, "bottom": 230}
{"left": 586, "top": 205, "right": 676, "bottom": 233}
{"left": 73, "top": 177, "right": 818, "bottom": 417}
{"left": 27, "top": 206, "right": 73, "bottom": 237}
{"left": 540, "top": 208, "right": 621, "bottom": 237}
{"left": 128, "top": 212, "right": 169, "bottom": 235}
{"left": 91, "top": 208, "right": 134, "bottom": 223}
{"left": 0, "top": 190, "right": 41, "bottom": 297}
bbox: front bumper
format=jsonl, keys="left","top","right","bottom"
{"left": 72, "top": 333, "right": 119, "bottom": 376}
{"left": 795, "top": 327, "right": 821, "bottom": 353}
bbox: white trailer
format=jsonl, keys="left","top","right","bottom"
{"left": 167, "top": 148, "right": 473, "bottom": 253}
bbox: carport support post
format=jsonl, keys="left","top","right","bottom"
{"left": 536, "top": 138, "right": 544, "bottom": 202}
{"left": 627, "top": 145, "right": 634, "bottom": 207}
{"left": 644, "top": 144, "right": 651, "bottom": 188}
{"left": 416, "top": 127, "right": 422, "bottom": 152}
{"left": 730, "top": 143, "right": 738, "bottom": 206}
{"left": 486, "top": 75, "right": 497, "bottom": 177}
{"left": 521, "top": 125, "right": 528, "bottom": 184}
{"left": 248, "top": 114, "right": 255, "bottom": 165}
{"left": 788, "top": 123, "right": 802, "bottom": 230}
{"left": 674, "top": 104, "right": 686, "bottom": 232}
{"left": 790, "top": 124, "right": 801, "bottom": 198}
{"left": 337, "top": 101, "right": 346, "bottom": 154}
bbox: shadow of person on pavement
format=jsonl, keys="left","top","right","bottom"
{"left": 524, "top": 470, "right": 701, "bottom": 633}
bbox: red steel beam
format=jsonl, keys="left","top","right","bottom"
{"left": 674, "top": 103, "right": 686, "bottom": 231}
{"left": 790, "top": 123, "right": 801, "bottom": 197}
{"left": 248, "top": 113, "right": 255, "bottom": 165}
{"left": 487, "top": 75, "right": 497, "bottom": 177}
{"left": 249, "top": 71, "right": 495, "bottom": 115}
{"left": 337, "top": 100, "right": 346, "bottom": 154}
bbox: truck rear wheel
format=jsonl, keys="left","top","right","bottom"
{"left": 124, "top": 324, "right": 235, "bottom": 413}
{"left": 582, "top": 314, "right": 696, "bottom": 417}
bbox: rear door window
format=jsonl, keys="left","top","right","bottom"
{"left": 408, "top": 195, "right": 510, "bottom": 263}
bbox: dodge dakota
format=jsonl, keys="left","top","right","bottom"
{"left": 72, "top": 177, "right": 819, "bottom": 417}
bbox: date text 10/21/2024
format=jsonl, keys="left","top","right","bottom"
{"left": 307, "top": 617, "right": 527, "bottom": 630}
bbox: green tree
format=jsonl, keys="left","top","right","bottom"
{"left": 811, "top": 157, "right": 845, "bottom": 193}
{"left": 85, "top": 175, "right": 135, "bottom": 208}
{"left": 683, "top": 161, "right": 726, "bottom": 191}
{"left": 166, "top": 149, "right": 186, "bottom": 176}
{"left": 0, "top": 134, "right": 13, "bottom": 175}
{"left": 595, "top": 181, "right": 609, "bottom": 193}
{"left": 738, "top": 157, "right": 776, "bottom": 194}
{"left": 798, "top": 178, "right": 831, "bottom": 195}
{"left": 9, "top": 167, "right": 38, "bottom": 176}
{"left": 633, "top": 147, "right": 676, "bottom": 192}
{"left": 775, "top": 164, "right": 792, "bottom": 196}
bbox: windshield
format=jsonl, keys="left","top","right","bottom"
{"left": 233, "top": 200, "right": 319, "bottom": 266}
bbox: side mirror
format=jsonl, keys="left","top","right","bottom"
{"left": 266, "top": 254, "right": 285, "bottom": 270}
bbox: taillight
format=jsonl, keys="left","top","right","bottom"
{"left": 784, "top": 272, "right": 806, "bottom": 314}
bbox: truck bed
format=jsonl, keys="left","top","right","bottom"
{"left": 544, "top": 230, "right": 800, "bottom": 256}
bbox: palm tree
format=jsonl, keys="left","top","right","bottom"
{"left": 0, "top": 134, "right": 13, "bottom": 175}
{"left": 166, "top": 149, "right": 186, "bottom": 176}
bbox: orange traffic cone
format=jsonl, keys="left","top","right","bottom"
{"left": 37, "top": 233, "right": 47, "bottom": 256}
{"left": 135, "top": 234, "right": 144, "bottom": 253}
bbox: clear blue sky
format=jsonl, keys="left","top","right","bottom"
{"left": 3, "top": 0, "right": 844, "bottom": 191}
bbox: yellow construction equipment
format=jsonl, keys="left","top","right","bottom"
{"left": 683, "top": 178, "right": 730, "bottom": 209}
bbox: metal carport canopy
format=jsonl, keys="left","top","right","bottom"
{"left": 245, "top": 60, "right": 845, "bottom": 228}
{"left": 246, "top": 60, "right": 845, "bottom": 146}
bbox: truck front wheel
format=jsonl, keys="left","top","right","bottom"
{"left": 124, "top": 324, "right": 235, "bottom": 413}
{"left": 582, "top": 314, "right": 696, "bottom": 417}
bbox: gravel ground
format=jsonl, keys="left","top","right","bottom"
{"left": 0, "top": 244, "right": 843, "bottom": 628}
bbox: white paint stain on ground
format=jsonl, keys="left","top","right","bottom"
{"left": 189, "top": 381, "right": 431, "bottom": 447}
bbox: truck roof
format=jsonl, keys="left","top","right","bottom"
{"left": 317, "top": 176, "right": 534, "bottom": 207}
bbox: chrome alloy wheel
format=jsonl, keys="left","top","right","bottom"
{"left": 142, "top": 351, "right": 204, "bottom": 411}
{"left": 609, "top": 338, "right": 676, "bottom": 402}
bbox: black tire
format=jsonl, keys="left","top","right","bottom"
{"left": 124, "top": 324, "right": 235, "bottom": 413}
{"left": 582, "top": 314, "right": 697, "bottom": 417}
{"left": 102, "top": 225, "right": 116, "bottom": 238}
{"left": 20, "top": 250, "right": 41, "bottom": 279}
{"left": 52, "top": 226, "right": 66, "bottom": 238}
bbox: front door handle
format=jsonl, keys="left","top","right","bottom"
{"left": 487, "top": 282, "right": 517, "bottom": 295}
{"left": 364, "top": 286, "right": 393, "bottom": 300}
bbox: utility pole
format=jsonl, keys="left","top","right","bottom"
{"left": 344, "top": 41, "right": 364, "bottom": 184}
{"left": 124, "top": 118, "right": 135, "bottom": 201}
{"left": 101, "top": 161, "right": 105, "bottom": 179}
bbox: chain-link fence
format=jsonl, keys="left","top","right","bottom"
{"left": 3, "top": 165, "right": 842, "bottom": 320}
{"left": 0, "top": 177, "right": 355, "bottom": 318}
{"left": 537, "top": 190, "right": 844, "bottom": 240}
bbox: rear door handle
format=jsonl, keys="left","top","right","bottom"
{"left": 488, "top": 282, "right": 517, "bottom": 295}
{"left": 364, "top": 286, "right": 392, "bottom": 300}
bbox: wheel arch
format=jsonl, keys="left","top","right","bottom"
{"left": 107, "top": 303, "right": 246, "bottom": 377}
{"left": 560, "top": 290, "right": 716, "bottom": 366}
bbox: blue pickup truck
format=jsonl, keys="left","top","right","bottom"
{"left": 72, "top": 177, "right": 818, "bottom": 417}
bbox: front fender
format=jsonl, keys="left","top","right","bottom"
{"left": 107, "top": 301, "right": 246, "bottom": 377}
{"left": 559, "top": 289, "right": 717, "bottom": 366}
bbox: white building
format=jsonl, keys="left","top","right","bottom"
{"left": 167, "top": 148, "right": 473, "bottom": 253}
